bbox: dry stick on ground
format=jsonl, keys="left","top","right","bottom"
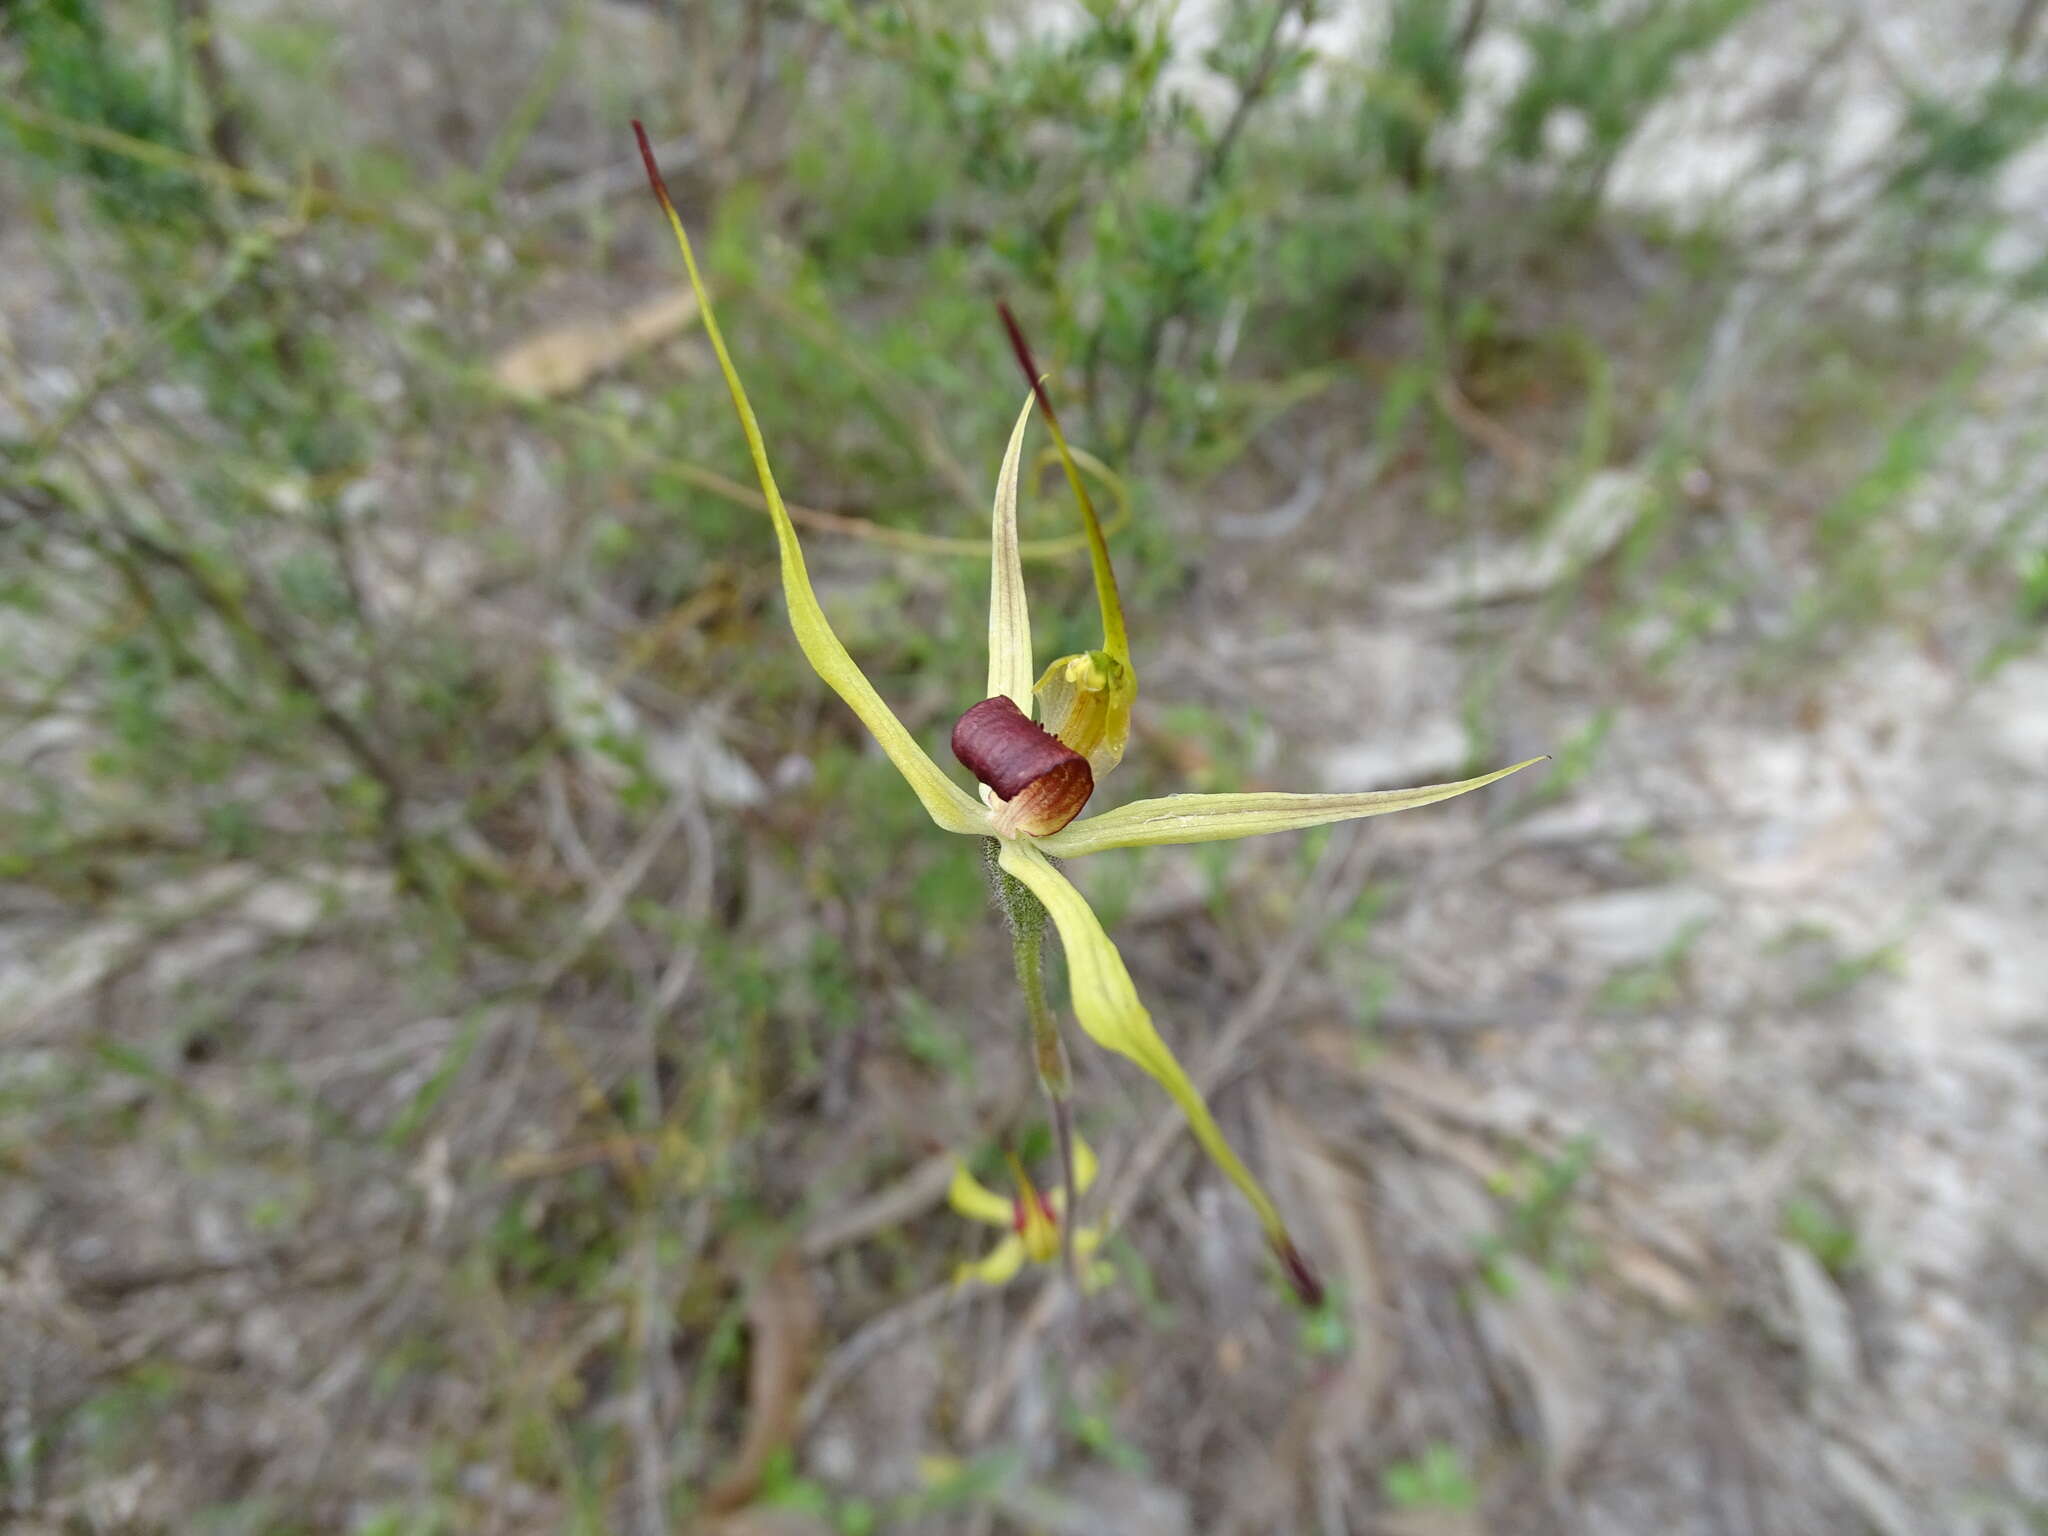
{"left": 961, "top": 828, "right": 1382, "bottom": 1441}
{"left": 635, "top": 786, "right": 716, "bottom": 1036}
{"left": 799, "top": 1153, "right": 959, "bottom": 1263}
{"left": 531, "top": 795, "right": 693, "bottom": 990}
{"left": 703, "top": 1251, "right": 824, "bottom": 1514}
{"left": 479, "top": 782, "right": 714, "bottom": 1186}
{"left": 627, "top": 787, "right": 711, "bottom": 1532}
{"left": 798, "top": 1282, "right": 973, "bottom": 1437}
{"left": 629, "top": 1223, "right": 673, "bottom": 1536}
{"left": 1433, "top": 373, "right": 1541, "bottom": 480}
{"left": 774, "top": 1157, "right": 967, "bottom": 1440}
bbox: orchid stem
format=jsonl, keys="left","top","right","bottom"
{"left": 1046, "top": 1095, "right": 1080, "bottom": 1301}
{"left": 990, "top": 841, "right": 1080, "bottom": 1294}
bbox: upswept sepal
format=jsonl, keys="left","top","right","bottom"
{"left": 631, "top": 123, "right": 988, "bottom": 836}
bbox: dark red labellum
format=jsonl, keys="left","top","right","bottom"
{"left": 951, "top": 696, "right": 1093, "bottom": 837}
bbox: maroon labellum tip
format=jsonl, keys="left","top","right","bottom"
{"left": 952, "top": 696, "right": 1093, "bottom": 837}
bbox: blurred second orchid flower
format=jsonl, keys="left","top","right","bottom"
{"left": 950, "top": 1136, "right": 1111, "bottom": 1291}
{"left": 635, "top": 124, "right": 1541, "bottom": 1302}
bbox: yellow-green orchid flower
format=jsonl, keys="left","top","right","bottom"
{"left": 950, "top": 1135, "right": 1111, "bottom": 1290}
{"left": 634, "top": 124, "right": 1541, "bottom": 1302}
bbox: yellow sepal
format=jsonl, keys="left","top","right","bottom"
{"left": 995, "top": 840, "right": 1289, "bottom": 1243}
{"left": 947, "top": 1162, "right": 1015, "bottom": 1228}
{"left": 954, "top": 1235, "right": 1027, "bottom": 1289}
{"left": 1037, "top": 758, "right": 1546, "bottom": 858}
{"left": 634, "top": 126, "right": 988, "bottom": 837}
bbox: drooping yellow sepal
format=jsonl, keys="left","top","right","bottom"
{"left": 995, "top": 840, "right": 1295, "bottom": 1251}
{"left": 1034, "top": 649, "right": 1134, "bottom": 780}
{"left": 954, "top": 1236, "right": 1028, "bottom": 1289}
{"left": 948, "top": 1161, "right": 1016, "bottom": 1228}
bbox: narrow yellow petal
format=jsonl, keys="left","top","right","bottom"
{"left": 1049, "top": 407, "right": 1130, "bottom": 673}
{"left": 955, "top": 1235, "right": 1028, "bottom": 1288}
{"left": 995, "top": 840, "right": 1288, "bottom": 1241}
{"left": 948, "top": 1161, "right": 1016, "bottom": 1228}
{"left": 634, "top": 125, "right": 987, "bottom": 836}
{"left": 1036, "top": 758, "right": 1546, "bottom": 858}
{"left": 986, "top": 392, "right": 1038, "bottom": 712}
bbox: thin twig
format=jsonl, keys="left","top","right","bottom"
{"left": 799, "top": 1153, "right": 957, "bottom": 1262}
{"left": 531, "top": 796, "right": 691, "bottom": 990}
{"left": 797, "top": 1284, "right": 971, "bottom": 1434}
{"left": 628, "top": 1215, "right": 680, "bottom": 1536}
{"left": 635, "top": 788, "right": 715, "bottom": 1032}
{"left": 0, "top": 96, "right": 405, "bottom": 226}
{"left": 22, "top": 212, "right": 302, "bottom": 464}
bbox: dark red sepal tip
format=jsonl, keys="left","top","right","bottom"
{"left": 632, "top": 120, "right": 669, "bottom": 207}
{"left": 997, "top": 303, "right": 1060, "bottom": 428}
{"left": 1274, "top": 1237, "right": 1325, "bottom": 1310}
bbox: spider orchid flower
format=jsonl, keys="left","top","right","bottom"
{"left": 950, "top": 1136, "right": 1111, "bottom": 1290}
{"left": 635, "top": 124, "right": 1541, "bottom": 1304}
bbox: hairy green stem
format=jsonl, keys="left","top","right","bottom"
{"left": 988, "top": 839, "right": 1080, "bottom": 1292}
